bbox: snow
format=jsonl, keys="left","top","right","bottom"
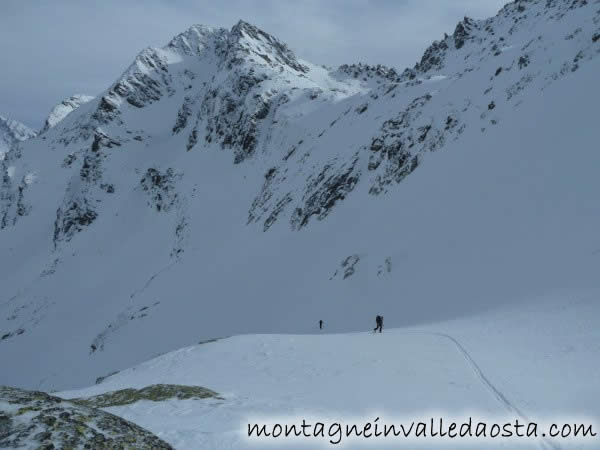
{"left": 0, "top": 2, "right": 598, "bottom": 449}
{"left": 421, "top": 75, "right": 448, "bottom": 83}
{"left": 0, "top": 0, "right": 599, "bottom": 407}
{"left": 40, "top": 94, "right": 95, "bottom": 132}
{"left": 59, "top": 296, "right": 600, "bottom": 449}
{"left": 0, "top": 115, "right": 36, "bottom": 154}
{"left": 24, "top": 172, "right": 37, "bottom": 185}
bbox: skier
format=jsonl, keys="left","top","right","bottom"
{"left": 374, "top": 315, "right": 383, "bottom": 333}
{"left": 319, "top": 319, "right": 323, "bottom": 330}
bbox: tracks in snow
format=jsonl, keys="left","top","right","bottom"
{"left": 409, "top": 330, "right": 561, "bottom": 450}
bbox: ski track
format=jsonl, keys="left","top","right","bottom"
{"left": 411, "top": 330, "right": 561, "bottom": 450}
{"left": 128, "top": 261, "right": 177, "bottom": 300}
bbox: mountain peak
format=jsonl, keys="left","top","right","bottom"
{"left": 225, "top": 20, "right": 309, "bottom": 73}
{"left": 166, "top": 24, "right": 226, "bottom": 56}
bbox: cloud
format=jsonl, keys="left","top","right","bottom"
{"left": 0, "top": 0, "right": 507, "bottom": 128}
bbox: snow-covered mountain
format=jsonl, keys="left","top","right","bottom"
{"left": 1, "top": 0, "right": 599, "bottom": 392}
{"left": 0, "top": 115, "right": 36, "bottom": 155}
{"left": 40, "top": 94, "right": 95, "bottom": 133}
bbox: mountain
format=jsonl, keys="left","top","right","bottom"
{"left": 1, "top": 0, "right": 599, "bottom": 392}
{"left": 0, "top": 115, "right": 36, "bottom": 155}
{"left": 40, "top": 94, "right": 95, "bottom": 133}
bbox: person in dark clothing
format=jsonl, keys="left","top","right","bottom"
{"left": 374, "top": 315, "right": 383, "bottom": 333}
{"left": 319, "top": 320, "right": 323, "bottom": 330}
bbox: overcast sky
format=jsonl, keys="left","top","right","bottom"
{"left": 0, "top": 0, "right": 507, "bottom": 128}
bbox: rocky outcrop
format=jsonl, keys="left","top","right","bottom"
{"left": 337, "top": 63, "right": 402, "bottom": 84}
{"left": 291, "top": 154, "right": 361, "bottom": 229}
{"left": 330, "top": 254, "right": 361, "bottom": 280}
{"left": 0, "top": 124, "right": 36, "bottom": 229}
{"left": 92, "top": 48, "right": 174, "bottom": 124}
{"left": 223, "top": 20, "right": 309, "bottom": 73}
{"left": 368, "top": 95, "right": 464, "bottom": 195}
{"left": 52, "top": 130, "right": 120, "bottom": 247}
{"left": 0, "top": 385, "right": 173, "bottom": 449}
{"left": 453, "top": 17, "right": 477, "bottom": 50}
{"left": 140, "top": 167, "right": 179, "bottom": 212}
{"left": 69, "top": 384, "right": 222, "bottom": 408}
{"left": 201, "top": 74, "right": 274, "bottom": 163}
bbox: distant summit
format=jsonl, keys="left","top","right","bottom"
{"left": 0, "top": 115, "right": 36, "bottom": 154}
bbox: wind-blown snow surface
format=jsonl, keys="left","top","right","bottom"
{"left": 58, "top": 297, "right": 600, "bottom": 449}
{"left": 1, "top": 0, "right": 600, "bottom": 391}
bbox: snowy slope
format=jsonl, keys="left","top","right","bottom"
{"left": 40, "top": 94, "right": 95, "bottom": 133}
{"left": 58, "top": 296, "right": 600, "bottom": 449}
{"left": 1, "top": 0, "right": 600, "bottom": 391}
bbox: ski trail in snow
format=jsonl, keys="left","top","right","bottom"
{"left": 408, "top": 331, "right": 561, "bottom": 450}
{"left": 89, "top": 263, "right": 178, "bottom": 353}
{"left": 128, "top": 261, "right": 177, "bottom": 300}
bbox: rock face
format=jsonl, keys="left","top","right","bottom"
{"left": 0, "top": 116, "right": 36, "bottom": 229}
{"left": 0, "top": 385, "right": 173, "bottom": 449}
{"left": 1, "top": 0, "right": 600, "bottom": 391}
{"left": 40, "top": 94, "right": 95, "bottom": 133}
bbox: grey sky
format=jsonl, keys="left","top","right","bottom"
{"left": 0, "top": 0, "right": 507, "bottom": 129}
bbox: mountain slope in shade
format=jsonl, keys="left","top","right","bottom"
{"left": 0, "top": 0, "right": 599, "bottom": 391}
{"left": 40, "top": 94, "right": 95, "bottom": 133}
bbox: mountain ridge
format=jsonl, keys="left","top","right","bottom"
{"left": 1, "top": 0, "right": 599, "bottom": 391}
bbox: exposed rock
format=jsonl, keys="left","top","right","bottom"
{"left": 69, "top": 384, "right": 223, "bottom": 408}
{"left": 0, "top": 328, "right": 25, "bottom": 341}
{"left": 337, "top": 63, "right": 402, "bottom": 84}
{"left": 140, "top": 168, "right": 178, "bottom": 212}
{"left": 330, "top": 255, "right": 361, "bottom": 280}
{"left": 291, "top": 154, "right": 360, "bottom": 229}
{"left": 377, "top": 257, "right": 393, "bottom": 277}
{"left": 263, "top": 193, "right": 292, "bottom": 232}
{"left": 0, "top": 117, "right": 36, "bottom": 229}
{"left": 453, "top": 17, "right": 477, "bottom": 49}
{"left": 201, "top": 75, "right": 274, "bottom": 163}
{"left": 518, "top": 54, "right": 531, "bottom": 69}
{"left": 225, "top": 20, "right": 309, "bottom": 73}
{"left": 92, "top": 48, "right": 173, "bottom": 124}
{"left": 0, "top": 385, "right": 173, "bottom": 449}
{"left": 173, "top": 95, "right": 195, "bottom": 134}
{"left": 415, "top": 39, "right": 450, "bottom": 73}
{"left": 52, "top": 200, "right": 97, "bottom": 246}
